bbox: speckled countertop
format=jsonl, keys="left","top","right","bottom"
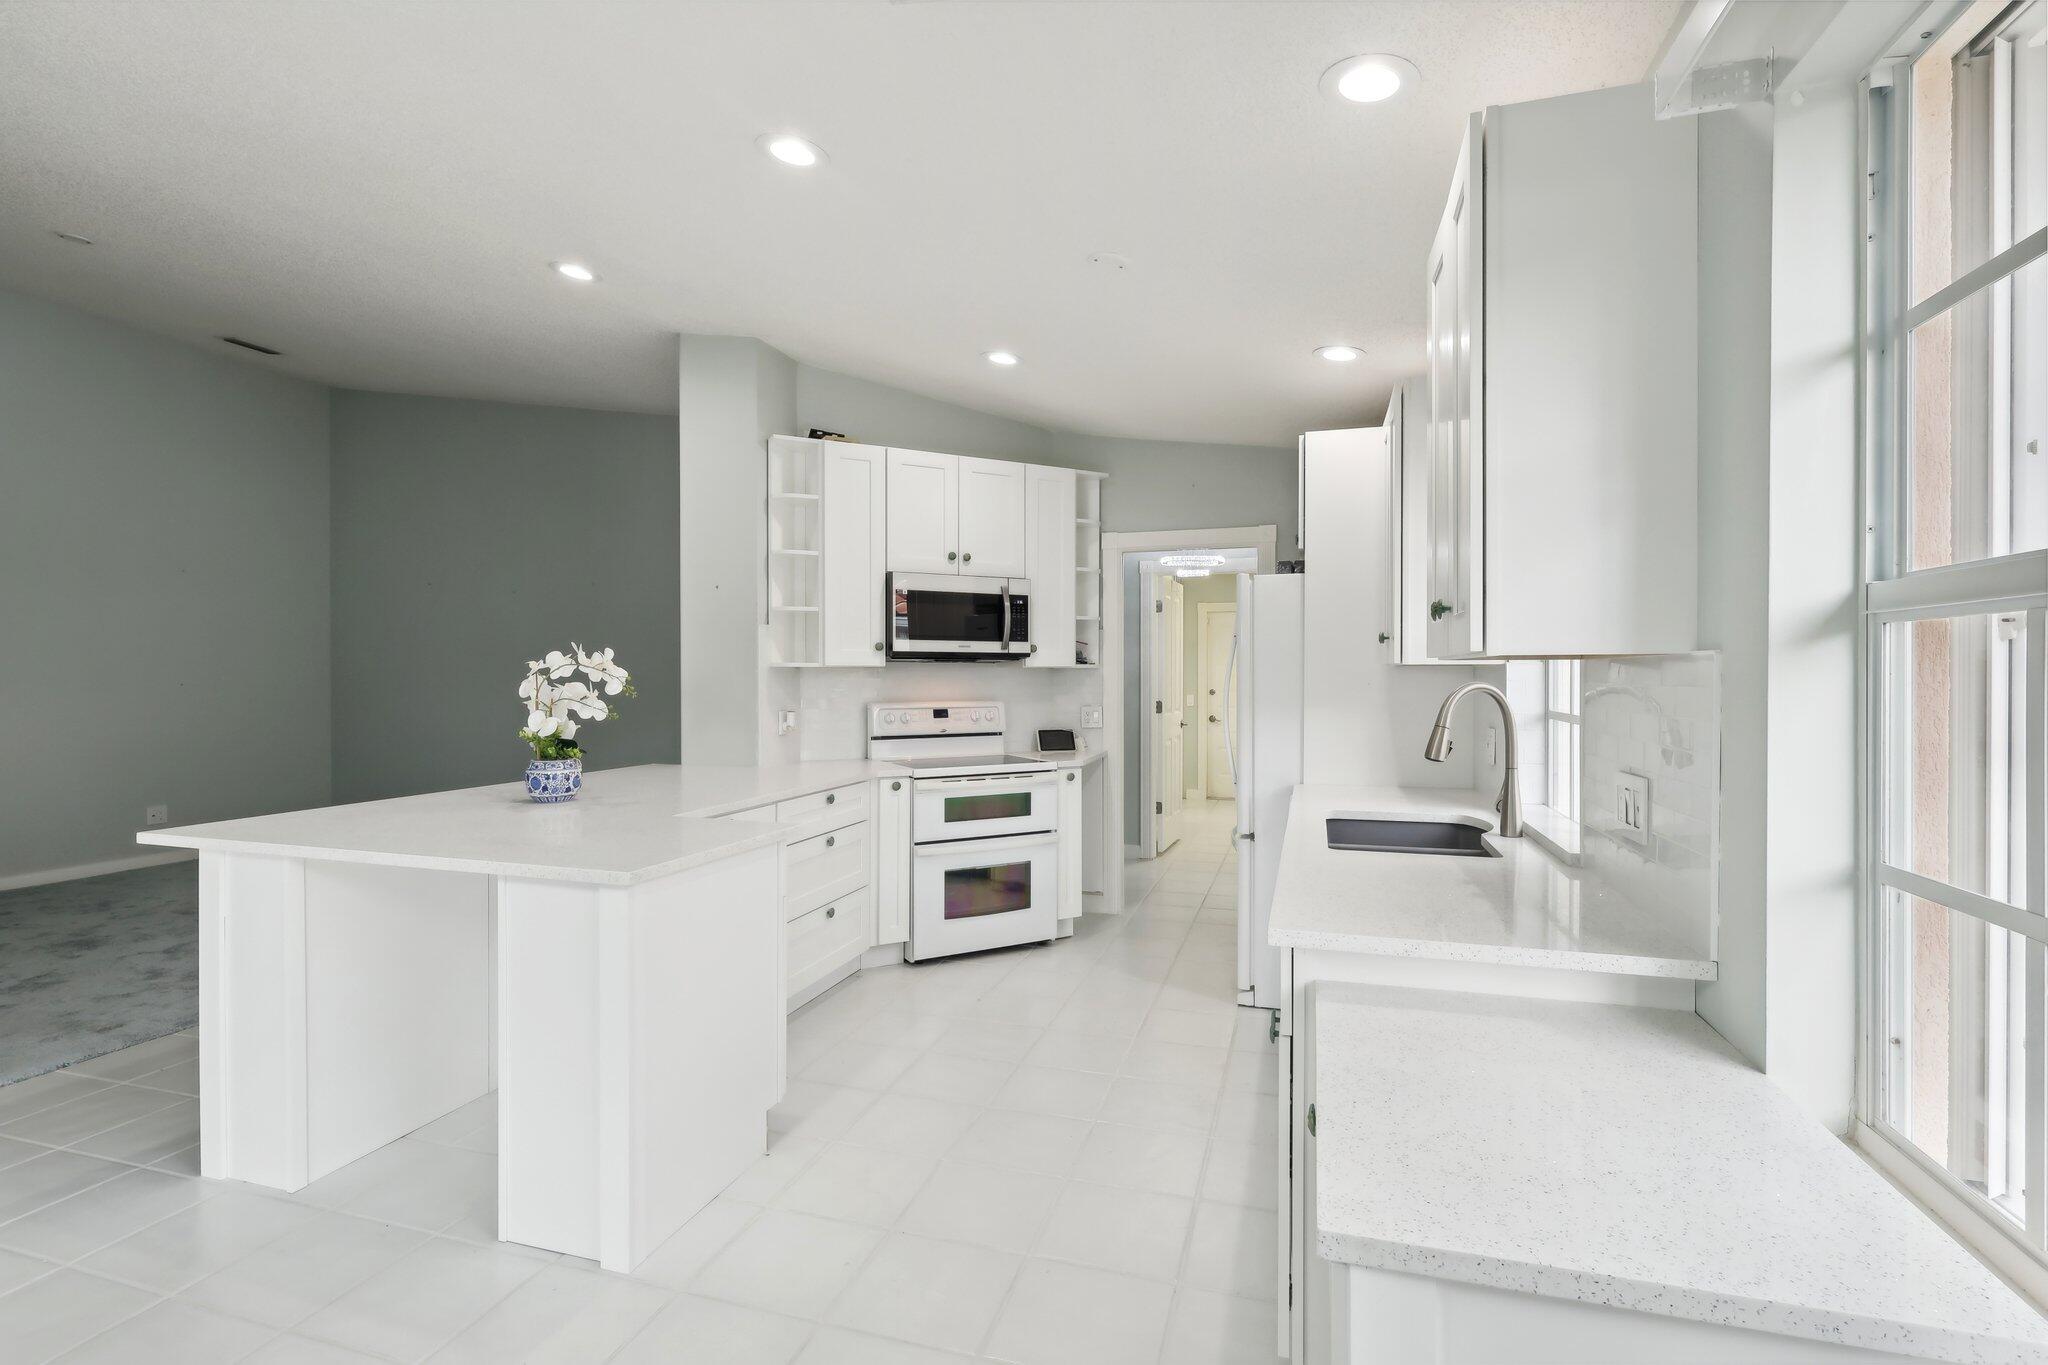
{"left": 1312, "top": 984, "right": 2048, "bottom": 1364}
{"left": 137, "top": 761, "right": 906, "bottom": 885}
{"left": 1267, "top": 785, "right": 1715, "bottom": 979}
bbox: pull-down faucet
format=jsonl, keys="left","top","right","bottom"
{"left": 1423, "top": 683, "right": 1522, "bottom": 837}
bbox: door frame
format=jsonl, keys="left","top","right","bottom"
{"left": 1196, "top": 600, "right": 1237, "bottom": 800}
{"left": 1102, "top": 525, "right": 1278, "bottom": 916}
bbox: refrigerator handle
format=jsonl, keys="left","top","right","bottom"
{"left": 1223, "top": 630, "right": 1240, "bottom": 788}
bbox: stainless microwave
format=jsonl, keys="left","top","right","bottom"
{"left": 887, "top": 573, "right": 1031, "bottom": 660}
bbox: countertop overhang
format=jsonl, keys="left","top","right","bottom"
{"left": 1312, "top": 983, "right": 2048, "bottom": 1364}
{"left": 1267, "top": 785, "right": 1715, "bottom": 980}
{"left": 135, "top": 761, "right": 909, "bottom": 886}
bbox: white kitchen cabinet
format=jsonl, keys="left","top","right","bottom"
{"left": 1056, "top": 766, "right": 1082, "bottom": 921}
{"left": 1024, "top": 463, "right": 1077, "bottom": 666}
{"left": 885, "top": 448, "right": 959, "bottom": 573}
{"left": 885, "top": 448, "right": 1026, "bottom": 576}
{"left": 1425, "top": 115, "right": 1483, "bottom": 660}
{"left": 820, "top": 442, "right": 887, "bottom": 666}
{"left": 956, "top": 456, "right": 1026, "bottom": 575}
{"left": 1423, "top": 83, "right": 1698, "bottom": 659}
{"left": 875, "top": 775, "right": 909, "bottom": 945}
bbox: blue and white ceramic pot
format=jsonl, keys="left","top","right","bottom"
{"left": 525, "top": 757, "right": 582, "bottom": 803}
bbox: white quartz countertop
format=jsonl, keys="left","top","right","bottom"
{"left": 1312, "top": 984, "right": 2048, "bottom": 1364}
{"left": 136, "top": 761, "right": 907, "bottom": 886}
{"left": 1267, "top": 785, "right": 1714, "bottom": 979}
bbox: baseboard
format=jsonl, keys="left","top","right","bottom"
{"left": 0, "top": 849, "right": 196, "bottom": 893}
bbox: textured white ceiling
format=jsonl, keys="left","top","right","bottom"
{"left": 0, "top": 1, "right": 1678, "bottom": 444}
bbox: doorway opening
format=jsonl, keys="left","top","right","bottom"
{"left": 1116, "top": 541, "right": 1265, "bottom": 863}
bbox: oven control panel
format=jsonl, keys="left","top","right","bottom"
{"left": 869, "top": 702, "right": 1004, "bottom": 737}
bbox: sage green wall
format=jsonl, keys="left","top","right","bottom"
{"left": 0, "top": 287, "right": 333, "bottom": 881}
{"left": 329, "top": 390, "right": 680, "bottom": 802}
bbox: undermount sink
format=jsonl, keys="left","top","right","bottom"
{"left": 1326, "top": 817, "right": 1499, "bottom": 858}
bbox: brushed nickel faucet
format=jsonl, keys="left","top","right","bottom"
{"left": 1423, "top": 683, "right": 1522, "bottom": 837}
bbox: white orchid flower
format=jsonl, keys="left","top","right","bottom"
{"left": 575, "top": 643, "right": 629, "bottom": 695}
{"left": 526, "top": 709, "right": 559, "bottom": 736}
{"left": 543, "top": 650, "right": 576, "bottom": 679}
{"left": 557, "top": 716, "right": 578, "bottom": 739}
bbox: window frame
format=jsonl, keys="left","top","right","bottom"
{"left": 1858, "top": 0, "right": 2048, "bottom": 1275}
{"left": 1544, "top": 659, "right": 1582, "bottom": 818}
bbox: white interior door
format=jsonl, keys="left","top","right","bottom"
{"left": 1200, "top": 604, "right": 1238, "bottom": 800}
{"left": 1155, "top": 574, "right": 1186, "bottom": 854}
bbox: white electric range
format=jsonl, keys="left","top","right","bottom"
{"left": 867, "top": 702, "right": 1060, "bottom": 962}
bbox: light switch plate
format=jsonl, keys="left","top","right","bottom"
{"left": 1079, "top": 704, "right": 1103, "bottom": 730}
{"left": 1614, "top": 771, "right": 1651, "bottom": 846}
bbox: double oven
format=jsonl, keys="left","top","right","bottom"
{"left": 869, "top": 703, "right": 1060, "bottom": 962}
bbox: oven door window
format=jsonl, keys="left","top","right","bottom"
{"left": 944, "top": 860, "right": 1032, "bottom": 920}
{"left": 944, "top": 791, "right": 1033, "bottom": 825}
{"left": 899, "top": 585, "right": 1004, "bottom": 643}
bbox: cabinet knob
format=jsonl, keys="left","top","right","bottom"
{"left": 826, "top": 835, "right": 835, "bottom": 847}
{"left": 1208, "top": 714, "right": 1218, "bottom": 723}
{"left": 1066, "top": 771, "right": 1076, "bottom": 782}
{"left": 874, "top": 642, "right": 883, "bottom": 652}
{"left": 1307, "top": 1102, "right": 1317, "bottom": 1137}
{"left": 962, "top": 552, "right": 973, "bottom": 564}
{"left": 826, "top": 906, "right": 836, "bottom": 919}
{"left": 891, "top": 780, "right": 902, "bottom": 791}
{"left": 947, "top": 551, "right": 958, "bottom": 562}
{"left": 826, "top": 793, "right": 836, "bottom": 804}
{"left": 1429, "top": 599, "right": 1451, "bottom": 621}
{"left": 1029, "top": 643, "right": 1038, "bottom": 654}
{"left": 1377, "top": 632, "right": 1390, "bottom": 644}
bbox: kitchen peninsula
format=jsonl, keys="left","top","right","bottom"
{"left": 136, "top": 761, "right": 904, "bottom": 1273}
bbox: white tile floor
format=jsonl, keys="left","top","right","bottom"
{"left": 0, "top": 801, "right": 1277, "bottom": 1363}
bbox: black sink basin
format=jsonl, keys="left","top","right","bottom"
{"left": 1326, "top": 817, "right": 1498, "bottom": 857}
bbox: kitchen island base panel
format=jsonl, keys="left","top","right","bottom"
{"left": 1333, "top": 1266, "right": 1916, "bottom": 1365}
{"left": 1279, "top": 947, "right": 1696, "bottom": 1039}
{"left": 198, "top": 853, "right": 492, "bottom": 1192}
{"left": 497, "top": 846, "right": 781, "bottom": 1271}
{"left": 197, "top": 843, "right": 782, "bottom": 1276}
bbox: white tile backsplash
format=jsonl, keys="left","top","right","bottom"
{"left": 1575, "top": 653, "right": 1719, "bottom": 948}
{"left": 797, "top": 665, "right": 1105, "bottom": 760}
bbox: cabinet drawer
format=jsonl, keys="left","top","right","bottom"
{"left": 783, "top": 819, "right": 869, "bottom": 920}
{"left": 775, "top": 782, "right": 869, "bottom": 831}
{"left": 787, "top": 888, "right": 870, "bottom": 995}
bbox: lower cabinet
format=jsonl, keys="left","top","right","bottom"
{"left": 787, "top": 888, "right": 871, "bottom": 1001}
{"left": 876, "top": 776, "right": 910, "bottom": 945}
{"left": 1057, "top": 767, "right": 1083, "bottom": 921}
{"left": 722, "top": 778, "right": 887, "bottom": 1014}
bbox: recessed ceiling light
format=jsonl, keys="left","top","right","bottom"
{"left": 1315, "top": 345, "right": 1362, "bottom": 362}
{"left": 760, "top": 134, "right": 826, "bottom": 168}
{"left": 985, "top": 351, "right": 1020, "bottom": 367}
{"left": 53, "top": 230, "right": 94, "bottom": 246}
{"left": 1320, "top": 53, "right": 1419, "bottom": 104}
{"left": 551, "top": 261, "right": 597, "bottom": 283}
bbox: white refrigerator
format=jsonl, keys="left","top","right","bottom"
{"left": 1230, "top": 572, "right": 1302, "bottom": 1011}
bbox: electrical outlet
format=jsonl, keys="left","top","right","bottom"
{"left": 776, "top": 709, "right": 798, "bottom": 736}
{"left": 1613, "top": 772, "right": 1650, "bottom": 846}
{"left": 1079, "top": 704, "right": 1103, "bottom": 730}
{"left": 144, "top": 804, "right": 169, "bottom": 827}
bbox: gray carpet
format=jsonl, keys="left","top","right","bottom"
{"left": 0, "top": 861, "right": 199, "bottom": 1085}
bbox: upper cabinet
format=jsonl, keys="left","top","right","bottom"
{"left": 885, "top": 449, "right": 1025, "bottom": 576}
{"left": 768, "top": 435, "right": 889, "bottom": 667}
{"left": 819, "top": 442, "right": 888, "bottom": 666}
{"left": 955, "top": 457, "right": 1027, "bottom": 576}
{"left": 774, "top": 439, "right": 1101, "bottom": 667}
{"left": 1421, "top": 83, "right": 1698, "bottom": 659}
{"left": 1023, "top": 463, "right": 1076, "bottom": 667}
{"left": 884, "top": 448, "right": 959, "bottom": 574}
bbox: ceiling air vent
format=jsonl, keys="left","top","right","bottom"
{"left": 220, "top": 336, "right": 282, "bottom": 356}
